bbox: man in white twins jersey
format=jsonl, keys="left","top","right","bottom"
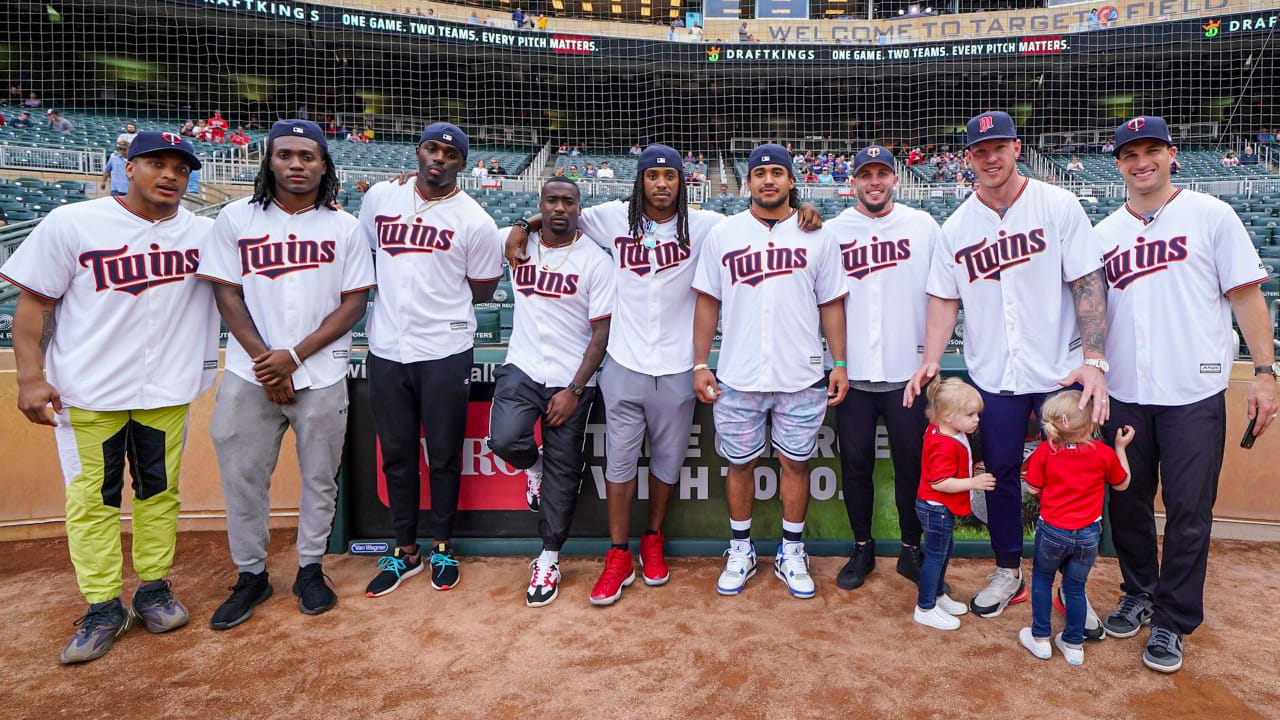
{"left": 359, "top": 123, "right": 503, "bottom": 598}
{"left": 823, "top": 145, "right": 944, "bottom": 593}
{"left": 1092, "top": 116, "right": 1276, "bottom": 674}
{"left": 1, "top": 132, "right": 217, "bottom": 664}
{"left": 905, "top": 111, "right": 1111, "bottom": 619}
{"left": 693, "top": 143, "right": 849, "bottom": 600}
{"left": 487, "top": 179, "right": 615, "bottom": 608}
{"left": 197, "top": 120, "right": 375, "bottom": 629}
{"left": 504, "top": 145, "right": 824, "bottom": 606}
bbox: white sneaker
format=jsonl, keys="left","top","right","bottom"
{"left": 936, "top": 594, "right": 968, "bottom": 616}
{"left": 1055, "top": 632, "right": 1084, "bottom": 665}
{"left": 970, "top": 566, "right": 1025, "bottom": 617}
{"left": 774, "top": 543, "right": 816, "bottom": 599}
{"left": 524, "top": 450, "right": 544, "bottom": 513}
{"left": 716, "top": 542, "right": 757, "bottom": 596}
{"left": 914, "top": 604, "right": 961, "bottom": 630}
{"left": 1019, "top": 627, "right": 1051, "bottom": 660}
{"left": 525, "top": 557, "right": 560, "bottom": 608}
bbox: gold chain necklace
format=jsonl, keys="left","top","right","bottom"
{"left": 537, "top": 232, "right": 579, "bottom": 272}
{"left": 413, "top": 186, "right": 458, "bottom": 219}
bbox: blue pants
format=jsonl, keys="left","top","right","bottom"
{"left": 1031, "top": 518, "right": 1100, "bottom": 645}
{"left": 976, "top": 388, "right": 1057, "bottom": 568}
{"left": 915, "top": 499, "right": 954, "bottom": 609}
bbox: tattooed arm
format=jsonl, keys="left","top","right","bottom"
{"left": 12, "top": 290, "right": 62, "bottom": 426}
{"left": 1062, "top": 268, "right": 1110, "bottom": 424}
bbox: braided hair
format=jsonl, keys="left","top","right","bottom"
{"left": 627, "top": 170, "right": 691, "bottom": 248}
{"left": 250, "top": 138, "right": 341, "bottom": 210}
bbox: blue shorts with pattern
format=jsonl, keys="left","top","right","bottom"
{"left": 712, "top": 383, "right": 828, "bottom": 464}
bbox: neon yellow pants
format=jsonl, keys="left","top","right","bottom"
{"left": 54, "top": 405, "right": 189, "bottom": 604}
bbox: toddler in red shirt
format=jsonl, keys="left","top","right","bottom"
{"left": 1019, "top": 389, "right": 1133, "bottom": 665}
{"left": 913, "top": 378, "right": 996, "bottom": 631}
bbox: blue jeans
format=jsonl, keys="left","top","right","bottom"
{"left": 1031, "top": 518, "right": 1100, "bottom": 645}
{"left": 915, "top": 499, "right": 955, "bottom": 609}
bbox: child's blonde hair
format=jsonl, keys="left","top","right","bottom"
{"left": 926, "top": 377, "right": 983, "bottom": 424}
{"left": 1040, "top": 390, "right": 1096, "bottom": 447}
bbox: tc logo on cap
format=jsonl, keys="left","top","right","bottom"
{"left": 656, "top": 157, "right": 667, "bottom": 164}
{"left": 1127, "top": 117, "right": 1146, "bottom": 131}
{"left": 978, "top": 116, "right": 994, "bottom": 133}
{"left": 161, "top": 132, "right": 184, "bottom": 145}
{"left": 866, "top": 148, "right": 881, "bottom": 157}
{"left": 443, "top": 133, "right": 454, "bottom": 141}
{"left": 762, "top": 155, "right": 772, "bottom": 161}
{"left": 292, "top": 126, "right": 304, "bottom": 134}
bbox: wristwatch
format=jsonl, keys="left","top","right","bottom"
{"left": 1255, "top": 362, "right": 1280, "bottom": 378}
{"left": 567, "top": 381, "right": 584, "bottom": 397}
{"left": 1084, "top": 358, "right": 1110, "bottom": 374}
{"left": 513, "top": 218, "right": 532, "bottom": 233}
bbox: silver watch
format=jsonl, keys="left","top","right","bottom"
{"left": 1084, "top": 358, "right": 1110, "bottom": 374}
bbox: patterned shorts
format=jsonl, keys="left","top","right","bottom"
{"left": 712, "top": 384, "right": 828, "bottom": 464}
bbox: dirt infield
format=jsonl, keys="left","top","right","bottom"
{"left": 1, "top": 531, "right": 1277, "bottom": 720}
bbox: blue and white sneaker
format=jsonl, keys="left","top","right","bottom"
{"left": 365, "top": 546, "right": 424, "bottom": 598}
{"left": 774, "top": 543, "right": 816, "bottom": 599}
{"left": 717, "top": 541, "right": 757, "bottom": 595}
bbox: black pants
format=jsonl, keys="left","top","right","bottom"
{"left": 835, "top": 387, "right": 927, "bottom": 547}
{"left": 486, "top": 364, "right": 595, "bottom": 552}
{"left": 1104, "top": 391, "right": 1225, "bottom": 635}
{"left": 369, "top": 350, "right": 473, "bottom": 548}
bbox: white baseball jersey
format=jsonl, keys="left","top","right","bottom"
{"left": 1096, "top": 189, "right": 1268, "bottom": 405}
{"left": 359, "top": 182, "right": 502, "bottom": 363}
{"left": 0, "top": 196, "right": 218, "bottom": 411}
{"left": 197, "top": 198, "right": 376, "bottom": 390}
{"left": 692, "top": 208, "right": 847, "bottom": 393}
{"left": 928, "top": 178, "right": 1103, "bottom": 394}
{"left": 501, "top": 230, "right": 615, "bottom": 387}
{"left": 577, "top": 200, "right": 724, "bottom": 376}
{"left": 825, "top": 202, "right": 942, "bottom": 382}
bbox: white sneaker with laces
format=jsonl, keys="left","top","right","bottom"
{"left": 970, "top": 566, "right": 1024, "bottom": 617}
{"left": 936, "top": 594, "right": 968, "bottom": 616}
{"left": 716, "top": 541, "right": 757, "bottom": 596}
{"left": 525, "top": 557, "right": 560, "bottom": 608}
{"left": 524, "top": 450, "right": 544, "bottom": 513}
{"left": 1055, "top": 632, "right": 1084, "bottom": 665}
{"left": 914, "top": 604, "right": 960, "bottom": 630}
{"left": 774, "top": 543, "right": 816, "bottom": 599}
{"left": 1019, "top": 627, "right": 1051, "bottom": 660}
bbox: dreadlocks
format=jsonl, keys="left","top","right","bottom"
{"left": 249, "top": 138, "right": 341, "bottom": 210}
{"left": 626, "top": 171, "right": 691, "bottom": 248}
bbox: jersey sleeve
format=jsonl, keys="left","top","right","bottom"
{"left": 1212, "top": 203, "right": 1268, "bottom": 295}
{"left": 195, "top": 205, "right": 243, "bottom": 285}
{"left": 813, "top": 231, "right": 849, "bottom": 305}
{"left": 922, "top": 438, "right": 962, "bottom": 484}
{"left": 925, "top": 227, "right": 961, "bottom": 300}
{"left": 1058, "top": 197, "right": 1104, "bottom": 283}
{"left": 1024, "top": 442, "right": 1050, "bottom": 490}
{"left": 1101, "top": 444, "right": 1128, "bottom": 486}
{"left": 587, "top": 252, "right": 616, "bottom": 321}
{"left": 340, "top": 220, "right": 377, "bottom": 294}
{"left": 691, "top": 227, "right": 722, "bottom": 300}
{"left": 466, "top": 215, "right": 503, "bottom": 281}
{"left": 0, "top": 210, "right": 78, "bottom": 300}
{"left": 578, "top": 201, "right": 619, "bottom": 250}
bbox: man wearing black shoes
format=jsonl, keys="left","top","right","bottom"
{"left": 823, "top": 146, "right": 942, "bottom": 590}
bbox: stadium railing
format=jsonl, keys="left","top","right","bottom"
{"left": 0, "top": 146, "right": 105, "bottom": 176}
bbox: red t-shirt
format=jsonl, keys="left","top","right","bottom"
{"left": 1025, "top": 441, "right": 1127, "bottom": 530}
{"left": 230, "top": 133, "right": 250, "bottom": 147}
{"left": 207, "top": 116, "right": 228, "bottom": 141}
{"left": 918, "top": 424, "right": 972, "bottom": 516}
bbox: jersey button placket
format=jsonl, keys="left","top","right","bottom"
{"left": 761, "top": 282, "right": 775, "bottom": 387}
{"left": 867, "top": 276, "right": 883, "bottom": 379}
{"left": 1001, "top": 252, "right": 1020, "bottom": 391}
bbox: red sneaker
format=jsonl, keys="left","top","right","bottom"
{"left": 589, "top": 548, "right": 635, "bottom": 606}
{"left": 639, "top": 532, "right": 670, "bottom": 586}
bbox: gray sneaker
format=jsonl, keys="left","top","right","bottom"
{"left": 970, "top": 567, "right": 1025, "bottom": 618}
{"left": 1143, "top": 626, "right": 1184, "bottom": 673}
{"left": 1102, "top": 593, "right": 1153, "bottom": 638}
{"left": 60, "top": 598, "right": 132, "bottom": 665}
{"left": 131, "top": 579, "right": 190, "bottom": 633}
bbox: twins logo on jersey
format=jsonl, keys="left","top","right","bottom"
{"left": 79, "top": 244, "right": 200, "bottom": 295}
{"left": 238, "top": 234, "right": 337, "bottom": 278}
{"left": 511, "top": 263, "right": 580, "bottom": 298}
{"left": 840, "top": 237, "right": 911, "bottom": 279}
{"left": 723, "top": 243, "right": 808, "bottom": 286}
{"left": 1102, "top": 236, "right": 1189, "bottom": 290}
{"left": 954, "top": 228, "right": 1047, "bottom": 282}
{"left": 374, "top": 214, "right": 454, "bottom": 256}
{"left": 613, "top": 237, "right": 691, "bottom": 276}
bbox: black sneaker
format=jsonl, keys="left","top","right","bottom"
{"left": 210, "top": 571, "right": 273, "bottom": 631}
{"left": 365, "top": 546, "right": 424, "bottom": 598}
{"left": 1102, "top": 593, "right": 1153, "bottom": 638}
{"left": 899, "top": 544, "right": 950, "bottom": 596}
{"left": 1143, "top": 626, "right": 1184, "bottom": 673}
{"left": 836, "top": 539, "right": 875, "bottom": 591}
{"left": 427, "top": 541, "right": 460, "bottom": 590}
{"left": 60, "top": 598, "right": 132, "bottom": 664}
{"left": 293, "top": 563, "right": 337, "bottom": 615}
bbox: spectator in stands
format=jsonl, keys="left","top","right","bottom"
{"left": 7, "top": 85, "right": 20, "bottom": 105}
{"left": 960, "top": 166, "right": 976, "bottom": 184}
{"left": 596, "top": 161, "right": 614, "bottom": 179}
{"left": 207, "top": 110, "right": 229, "bottom": 143}
{"left": 485, "top": 17, "right": 497, "bottom": 28}
{"left": 0, "top": 113, "right": 6, "bottom": 127}
{"left": 1066, "top": 155, "right": 1084, "bottom": 178}
{"left": 471, "top": 159, "right": 489, "bottom": 178}
{"left": 100, "top": 141, "right": 131, "bottom": 196}
{"left": 689, "top": 25, "right": 703, "bottom": 42}
{"left": 1101, "top": 138, "right": 1115, "bottom": 154}
{"left": 955, "top": 177, "right": 971, "bottom": 199}
{"left": 116, "top": 123, "right": 138, "bottom": 146}
{"left": 792, "top": 149, "right": 806, "bottom": 166}
{"left": 553, "top": 165, "right": 566, "bottom": 178}
{"left": 931, "top": 165, "right": 948, "bottom": 183}
{"left": 908, "top": 147, "right": 924, "bottom": 165}
{"left": 1088, "top": 9, "right": 1100, "bottom": 30}
{"left": 629, "top": 143, "right": 642, "bottom": 156}
{"left": 193, "top": 119, "right": 211, "bottom": 141}
{"left": 426, "top": 8, "right": 434, "bottom": 16}
{"left": 584, "top": 163, "right": 597, "bottom": 179}
{"left": 738, "top": 22, "right": 749, "bottom": 41}
{"left": 179, "top": 119, "right": 196, "bottom": 137}
{"left": 557, "top": 143, "right": 569, "bottom": 155}
{"left": 45, "top": 109, "right": 72, "bottom": 133}
{"left": 24, "top": 91, "right": 40, "bottom": 108}
{"left": 803, "top": 166, "right": 819, "bottom": 183}
{"left": 690, "top": 167, "right": 706, "bottom": 185}
{"left": 537, "top": 15, "right": 547, "bottom": 30}
{"left": 355, "top": 180, "right": 371, "bottom": 193}
{"left": 1170, "top": 157, "right": 1180, "bottom": 175}
{"left": 1241, "top": 145, "right": 1260, "bottom": 165}
{"left": 361, "top": 125, "right": 375, "bottom": 142}
{"left": 1256, "top": 128, "right": 1276, "bottom": 143}
{"left": 229, "top": 126, "right": 251, "bottom": 158}
{"left": 12, "top": 110, "right": 32, "bottom": 129}
{"left": 512, "top": 7, "right": 524, "bottom": 28}
{"left": 468, "top": 11, "right": 481, "bottom": 24}
{"left": 832, "top": 157, "right": 848, "bottom": 183}
{"left": 717, "top": 184, "right": 732, "bottom": 198}
{"left": 817, "top": 167, "right": 834, "bottom": 185}
{"left": 567, "top": 164, "right": 582, "bottom": 181}
{"left": 325, "top": 119, "right": 340, "bottom": 136}
{"left": 1221, "top": 151, "right": 1239, "bottom": 168}
{"left": 489, "top": 157, "right": 509, "bottom": 176}
{"left": 345, "top": 126, "right": 362, "bottom": 143}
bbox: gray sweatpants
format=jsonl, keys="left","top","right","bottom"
{"left": 210, "top": 373, "right": 349, "bottom": 574}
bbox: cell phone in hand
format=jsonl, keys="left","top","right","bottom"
{"left": 1241, "top": 416, "right": 1258, "bottom": 450}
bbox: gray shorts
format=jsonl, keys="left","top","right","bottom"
{"left": 599, "top": 357, "right": 696, "bottom": 485}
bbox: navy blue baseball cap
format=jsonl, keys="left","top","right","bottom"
{"left": 420, "top": 122, "right": 469, "bottom": 159}
{"left": 637, "top": 144, "right": 682, "bottom": 173}
{"left": 853, "top": 145, "right": 895, "bottom": 174}
{"left": 748, "top": 143, "right": 794, "bottom": 176}
{"left": 965, "top": 111, "right": 1018, "bottom": 149}
{"left": 126, "top": 130, "right": 202, "bottom": 170}
{"left": 1113, "top": 116, "right": 1172, "bottom": 156}
{"left": 269, "top": 119, "right": 327, "bottom": 152}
